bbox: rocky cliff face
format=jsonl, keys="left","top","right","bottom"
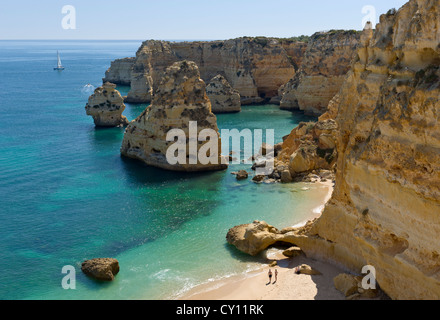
{"left": 277, "top": 119, "right": 338, "bottom": 176}
{"left": 289, "top": 0, "right": 440, "bottom": 299}
{"left": 124, "top": 41, "right": 176, "bottom": 103}
{"left": 120, "top": 61, "right": 227, "bottom": 172}
{"left": 206, "top": 75, "right": 241, "bottom": 113}
{"left": 280, "top": 30, "right": 361, "bottom": 115}
{"left": 103, "top": 57, "right": 135, "bottom": 86}
{"left": 85, "top": 82, "right": 129, "bottom": 127}
{"left": 227, "top": 0, "right": 440, "bottom": 300}
{"left": 106, "top": 37, "right": 299, "bottom": 105}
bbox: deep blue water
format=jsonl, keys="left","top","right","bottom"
{"left": 0, "top": 41, "right": 318, "bottom": 300}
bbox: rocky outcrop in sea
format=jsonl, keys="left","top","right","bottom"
{"left": 206, "top": 75, "right": 241, "bottom": 113}
{"left": 81, "top": 258, "right": 120, "bottom": 281}
{"left": 85, "top": 82, "right": 129, "bottom": 127}
{"left": 120, "top": 60, "right": 228, "bottom": 172}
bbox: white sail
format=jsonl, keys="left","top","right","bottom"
{"left": 57, "top": 51, "right": 62, "bottom": 68}
{"left": 54, "top": 51, "right": 64, "bottom": 70}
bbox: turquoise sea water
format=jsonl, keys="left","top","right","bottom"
{"left": 0, "top": 41, "right": 320, "bottom": 300}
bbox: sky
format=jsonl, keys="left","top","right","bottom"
{"left": 0, "top": 0, "right": 409, "bottom": 40}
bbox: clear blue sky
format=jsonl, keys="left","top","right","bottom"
{"left": 0, "top": 0, "right": 409, "bottom": 40}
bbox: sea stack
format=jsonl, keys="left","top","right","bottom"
{"left": 85, "top": 82, "right": 129, "bottom": 127}
{"left": 206, "top": 75, "right": 241, "bottom": 113}
{"left": 121, "top": 60, "right": 228, "bottom": 172}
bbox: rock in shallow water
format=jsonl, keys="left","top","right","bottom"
{"left": 81, "top": 258, "right": 120, "bottom": 281}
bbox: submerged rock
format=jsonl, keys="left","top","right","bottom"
{"left": 81, "top": 258, "right": 120, "bottom": 281}
{"left": 85, "top": 82, "right": 129, "bottom": 127}
{"left": 235, "top": 170, "right": 249, "bottom": 180}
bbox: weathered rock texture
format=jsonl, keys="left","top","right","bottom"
{"left": 103, "top": 57, "right": 135, "bottom": 86}
{"left": 276, "top": 119, "right": 338, "bottom": 177}
{"left": 206, "top": 75, "right": 241, "bottom": 113}
{"left": 81, "top": 258, "right": 120, "bottom": 281}
{"left": 226, "top": 221, "right": 282, "bottom": 256}
{"left": 106, "top": 37, "right": 306, "bottom": 104}
{"left": 120, "top": 61, "right": 227, "bottom": 172}
{"left": 230, "top": 1, "right": 440, "bottom": 300}
{"left": 85, "top": 82, "right": 129, "bottom": 127}
{"left": 280, "top": 30, "right": 361, "bottom": 115}
{"left": 305, "top": 0, "right": 440, "bottom": 299}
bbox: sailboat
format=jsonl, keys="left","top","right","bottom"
{"left": 54, "top": 51, "right": 65, "bottom": 71}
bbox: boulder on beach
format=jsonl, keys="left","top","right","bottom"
{"left": 282, "top": 246, "right": 303, "bottom": 258}
{"left": 226, "top": 220, "right": 282, "bottom": 256}
{"left": 333, "top": 273, "right": 379, "bottom": 299}
{"left": 296, "top": 264, "right": 322, "bottom": 275}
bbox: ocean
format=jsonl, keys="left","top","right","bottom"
{"left": 0, "top": 40, "right": 322, "bottom": 300}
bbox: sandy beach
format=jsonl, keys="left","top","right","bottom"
{"left": 179, "top": 180, "right": 347, "bottom": 300}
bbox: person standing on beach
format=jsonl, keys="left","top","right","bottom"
{"left": 274, "top": 269, "right": 278, "bottom": 283}
{"left": 268, "top": 269, "right": 273, "bottom": 284}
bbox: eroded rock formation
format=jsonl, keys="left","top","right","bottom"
{"left": 276, "top": 119, "right": 338, "bottom": 177}
{"left": 229, "top": 0, "right": 440, "bottom": 300}
{"left": 103, "top": 57, "right": 135, "bottom": 86}
{"left": 105, "top": 37, "right": 304, "bottom": 104}
{"left": 206, "top": 75, "right": 241, "bottom": 113}
{"left": 306, "top": 0, "right": 440, "bottom": 299}
{"left": 120, "top": 61, "right": 227, "bottom": 172}
{"left": 85, "top": 82, "right": 129, "bottom": 127}
{"left": 81, "top": 258, "right": 120, "bottom": 281}
{"left": 280, "top": 30, "right": 361, "bottom": 115}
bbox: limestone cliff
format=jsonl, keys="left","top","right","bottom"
{"left": 280, "top": 30, "right": 361, "bottom": 115}
{"left": 106, "top": 37, "right": 299, "bottom": 105}
{"left": 120, "top": 61, "right": 227, "bottom": 172}
{"left": 206, "top": 75, "right": 241, "bottom": 113}
{"left": 228, "top": 0, "right": 440, "bottom": 300}
{"left": 283, "top": 1, "right": 440, "bottom": 300}
{"left": 124, "top": 41, "right": 176, "bottom": 103}
{"left": 310, "top": 0, "right": 440, "bottom": 299}
{"left": 103, "top": 57, "right": 135, "bottom": 86}
{"left": 85, "top": 82, "right": 129, "bottom": 127}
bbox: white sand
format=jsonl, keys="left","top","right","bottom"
{"left": 179, "top": 180, "right": 346, "bottom": 300}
